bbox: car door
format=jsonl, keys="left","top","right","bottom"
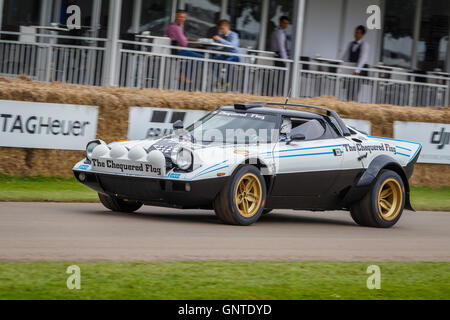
{"left": 270, "top": 118, "right": 345, "bottom": 198}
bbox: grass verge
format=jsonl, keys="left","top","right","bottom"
{"left": 0, "top": 262, "right": 449, "bottom": 300}
{"left": 0, "top": 175, "right": 448, "bottom": 211}
{"left": 410, "top": 187, "right": 450, "bottom": 211}
{"left": 0, "top": 175, "right": 98, "bottom": 202}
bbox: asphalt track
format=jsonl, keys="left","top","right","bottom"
{"left": 1, "top": 202, "right": 449, "bottom": 262}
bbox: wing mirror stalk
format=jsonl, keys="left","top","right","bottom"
{"left": 286, "top": 133, "right": 306, "bottom": 145}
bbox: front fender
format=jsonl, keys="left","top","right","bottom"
{"left": 239, "top": 156, "right": 275, "bottom": 176}
{"left": 342, "top": 155, "right": 413, "bottom": 211}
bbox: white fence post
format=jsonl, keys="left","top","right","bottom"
{"left": 45, "top": 45, "right": 53, "bottom": 82}
{"left": 290, "top": 0, "right": 306, "bottom": 97}
{"left": 102, "top": 0, "right": 122, "bottom": 86}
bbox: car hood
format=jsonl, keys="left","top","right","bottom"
{"left": 107, "top": 137, "right": 269, "bottom": 164}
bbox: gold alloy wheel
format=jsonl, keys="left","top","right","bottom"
{"left": 377, "top": 178, "right": 403, "bottom": 221}
{"left": 234, "top": 173, "right": 262, "bottom": 218}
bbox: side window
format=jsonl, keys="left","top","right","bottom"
{"left": 281, "top": 117, "right": 327, "bottom": 141}
{"left": 290, "top": 119, "right": 326, "bottom": 141}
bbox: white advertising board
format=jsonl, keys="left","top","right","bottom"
{"left": 128, "top": 107, "right": 207, "bottom": 140}
{"left": 394, "top": 121, "right": 450, "bottom": 164}
{"left": 0, "top": 100, "right": 98, "bottom": 150}
{"left": 343, "top": 118, "right": 372, "bottom": 135}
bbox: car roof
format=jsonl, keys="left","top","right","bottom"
{"left": 220, "top": 106, "right": 324, "bottom": 120}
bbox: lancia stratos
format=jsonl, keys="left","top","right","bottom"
{"left": 73, "top": 102, "right": 421, "bottom": 227}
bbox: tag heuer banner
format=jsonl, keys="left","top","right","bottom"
{"left": 0, "top": 100, "right": 98, "bottom": 150}
{"left": 394, "top": 121, "right": 450, "bottom": 164}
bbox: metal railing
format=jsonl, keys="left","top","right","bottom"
{"left": 117, "top": 40, "right": 291, "bottom": 97}
{"left": 0, "top": 31, "right": 449, "bottom": 106}
{"left": 297, "top": 61, "right": 450, "bottom": 106}
{"left": 0, "top": 31, "right": 107, "bottom": 85}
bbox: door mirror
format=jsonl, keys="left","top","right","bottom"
{"left": 287, "top": 133, "right": 306, "bottom": 145}
{"left": 173, "top": 120, "right": 184, "bottom": 130}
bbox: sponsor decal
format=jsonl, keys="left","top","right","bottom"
{"left": 342, "top": 143, "right": 397, "bottom": 154}
{"left": 92, "top": 158, "right": 162, "bottom": 176}
{"left": 218, "top": 110, "right": 267, "bottom": 120}
{"left": 168, "top": 173, "right": 181, "bottom": 179}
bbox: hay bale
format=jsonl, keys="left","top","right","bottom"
{"left": 0, "top": 78, "right": 448, "bottom": 186}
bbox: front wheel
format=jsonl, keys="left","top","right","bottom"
{"left": 214, "top": 165, "right": 267, "bottom": 226}
{"left": 98, "top": 193, "right": 143, "bottom": 213}
{"left": 350, "top": 170, "right": 405, "bottom": 228}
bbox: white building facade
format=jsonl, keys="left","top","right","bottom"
{"left": 0, "top": 0, "right": 448, "bottom": 105}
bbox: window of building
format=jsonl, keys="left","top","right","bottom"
{"left": 416, "top": 0, "right": 449, "bottom": 71}
{"left": 140, "top": 0, "right": 174, "bottom": 37}
{"left": 1, "top": 0, "right": 41, "bottom": 32}
{"left": 184, "top": 0, "right": 221, "bottom": 39}
{"left": 227, "top": 0, "right": 261, "bottom": 49}
{"left": 381, "top": 0, "right": 418, "bottom": 68}
{"left": 265, "top": 0, "right": 293, "bottom": 52}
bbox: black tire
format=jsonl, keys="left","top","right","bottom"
{"left": 98, "top": 193, "right": 143, "bottom": 213}
{"left": 350, "top": 170, "right": 405, "bottom": 228}
{"left": 213, "top": 165, "right": 267, "bottom": 226}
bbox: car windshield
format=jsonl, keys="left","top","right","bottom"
{"left": 186, "top": 110, "right": 278, "bottom": 144}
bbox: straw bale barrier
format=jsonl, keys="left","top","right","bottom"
{"left": 0, "top": 77, "right": 448, "bottom": 187}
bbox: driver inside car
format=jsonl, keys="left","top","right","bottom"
{"left": 280, "top": 117, "right": 292, "bottom": 141}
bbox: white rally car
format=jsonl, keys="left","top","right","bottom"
{"left": 73, "top": 102, "right": 421, "bottom": 228}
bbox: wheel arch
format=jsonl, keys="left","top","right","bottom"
{"left": 235, "top": 157, "right": 274, "bottom": 193}
{"left": 343, "top": 155, "right": 413, "bottom": 211}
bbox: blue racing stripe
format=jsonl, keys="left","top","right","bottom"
{"left": 369, "top": 136, "right": 420, "bottom": 145}
{"left": 397, "top": 152, "right": 411, "bottom": 157}
{"left": 262, "top": 144, "right": 342, "bottom": 155}
{"left": 396, "top": 145, "right": 412, "bottom": 152}
{"left": 369, "top": 136, "right": 422, "bottom": 163}
{"left": 195, "top": 165, "right": 229, "bottom": 178}
{"left": 269, "top": 152, "right": 334, "bottom": 159}
{"left": 195, "top": 160, "right": 228, "bottom": 176}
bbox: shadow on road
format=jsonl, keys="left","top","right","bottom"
{"left": 70, "top": 206, "right": 356, "bottom": 227}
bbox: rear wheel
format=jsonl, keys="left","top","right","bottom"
{"left": 98, "top": 193, "right": 143, "bottom": 213}
{"left": 214, "top": 165, "right": 266, "bottom": 226}
{"left": 350, "top": 170, "right": 405, "bottom": 228}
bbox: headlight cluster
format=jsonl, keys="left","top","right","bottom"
{"left": 171, "top": 147, "right": 193, "bottom": 170}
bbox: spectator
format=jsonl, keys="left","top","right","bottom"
{"left": 212, "top": 20, "right": 240, "bottom": 62}
{"left": 342, "top": 25, "right": 369, "bottom": 76}
{"left": 166, "top": 10, "right": 203, "bottom": 58}
{"left": 270, "top": 16, "right": 290, "bottom": 67}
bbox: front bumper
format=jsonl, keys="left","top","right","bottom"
{"left": 73, "top": 170, "right": 228, "bottom": 209}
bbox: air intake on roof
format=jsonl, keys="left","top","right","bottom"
{"left": 234, "top": 103, "right": 261, "bottom": 110}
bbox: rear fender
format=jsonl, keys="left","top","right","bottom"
{"left": 343, "top": 155, "right": 413, "bottom": 211}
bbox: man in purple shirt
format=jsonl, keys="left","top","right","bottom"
{"left": 166, "top": 10, "right": 203, "bottom": 58}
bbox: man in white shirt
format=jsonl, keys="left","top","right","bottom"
{"left": 342, "top": 25, "right": 369, "bottom": 76}
{"left": 270, "top": 16, "right": 290, "bottom": 67}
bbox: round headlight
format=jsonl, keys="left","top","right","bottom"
{"left": 173, "top": 148, "right": 192, "bottom": 170}
{"left": 86, "top": 140, "right": 101, "bottom": 159}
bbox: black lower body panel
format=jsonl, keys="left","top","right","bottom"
{"left": 73, "top": 170, "right": 228, "bottom": 209}
{"left": 266, "top": 169, "right": 364, "bottom": 210}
